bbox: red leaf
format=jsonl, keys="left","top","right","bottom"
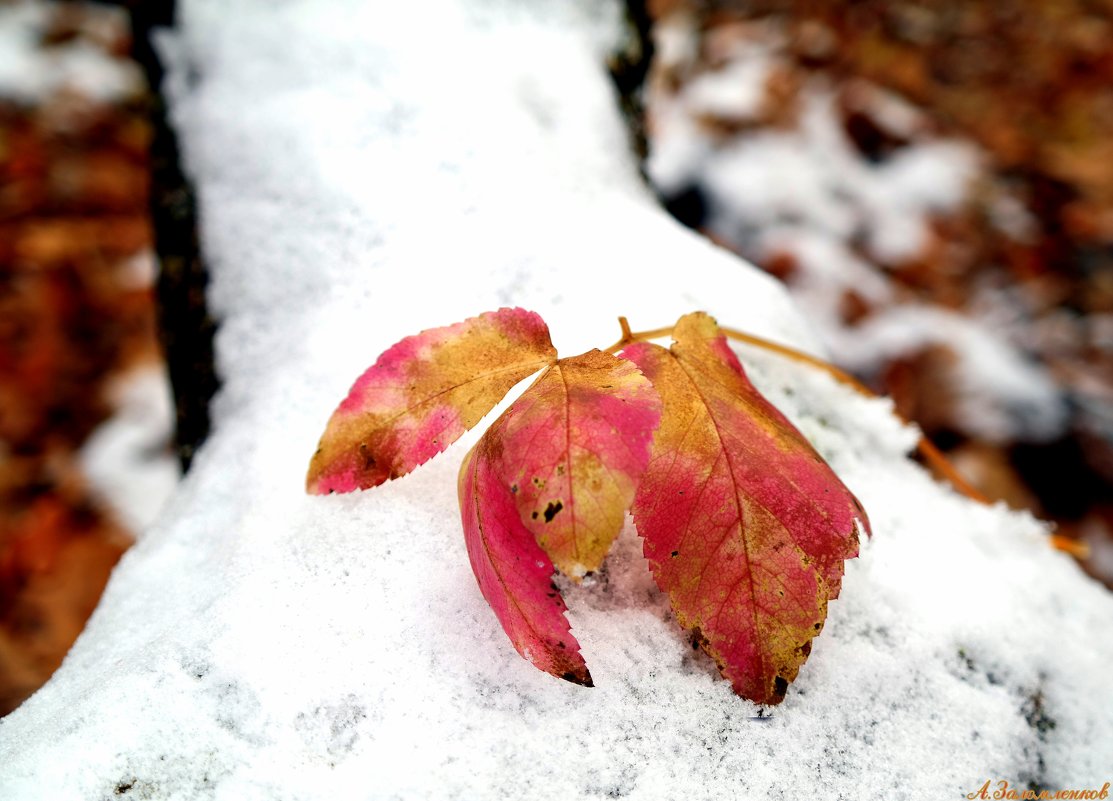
{"left": 458, "top": 440, "right": 592, "bottom": 686}
{"left": 307, "top": 308, "right": 556, "bottom": 494}
{"left": 624, "top": 312, "right": 868, "bottom": 704}
{"left": 483, "top": 350, "right": 662, "bottom": 580}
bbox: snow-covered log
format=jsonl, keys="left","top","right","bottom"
{"left": 1, "top": 2, "right": 1110, "bottom": 798}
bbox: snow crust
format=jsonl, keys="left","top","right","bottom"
{"left": 1, "top": 2, "right": 1110, "bottom": 799}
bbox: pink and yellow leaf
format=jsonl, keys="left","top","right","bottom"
{"left": 459, "top": 441, "right": 592, "bottom": 686}
{"left": 625, "top": 312, "right": 868, "bottom": 705}
{"left": 483, "top": 350, "right": 662, "bottom": 580}
{"left": 307, "top": 308, "right": 556, "bottom": 494}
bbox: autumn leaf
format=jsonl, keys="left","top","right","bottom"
{"left": 624, "top": 312, "right": 868, "bottom": 705}
{"left": 483, "top": 350, "right": 662, "bottom": 580}
{"left": 307, "top": 308, "right": 556, "bottom": 494}
{"left": 458, "top": 439, "right": 592, "bottom": 686}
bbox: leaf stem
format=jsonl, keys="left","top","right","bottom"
{"left": 1048, "top": 535, "right": 1090, "bottom": 559}
{"left": 605, "top": 319, "right": 673, "bottom": 354}
{"left": 608, "top": 317, "right": 1086, "bottom": 559}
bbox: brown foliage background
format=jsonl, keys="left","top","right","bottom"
{"left": 0, "top": 3, "right": 158, "bottom": 715}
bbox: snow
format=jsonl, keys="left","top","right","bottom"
{"left": 78, "top": 244, "right": 180, "bottom": 535}
{"left": 843, "top": 80, "right": 926, "bottom": 141}
{"left": 0, "top": 1, "right": 143, "bottom": 105}
{"left": 694, "top": 89, "right": 980, "bottom": 266}
{"left": 652, "top": 12, "right": 697, "bottom": 71}
{"left": 838, "top": 306, "right": 1068, "bottom": 444}
{"left": 1, "top": 1, "right": 1111, "bottom": 799}
{"left": 80, "top": 365, "right": 180, "bottom": 534}
{"left": 684, "top": 50, "right": 773, "bottom": 121}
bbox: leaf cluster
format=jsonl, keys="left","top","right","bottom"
{"left": 307, "top": 309, "right": 869, "bottom": 705}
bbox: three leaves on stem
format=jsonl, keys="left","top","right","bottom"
{"left": 306, "top": 308, "right": 869, "bottom": 705}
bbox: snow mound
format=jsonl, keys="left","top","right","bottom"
{"left": 1, "top": 2, "right": 1109, "bottom": 799}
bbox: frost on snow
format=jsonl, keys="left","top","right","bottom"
{"left": 0, "top": 2, "right": 1111, "bottom": 800}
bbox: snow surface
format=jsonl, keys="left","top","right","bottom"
{"left": 1, "top": 1, "right": 1111, "bottom": 799}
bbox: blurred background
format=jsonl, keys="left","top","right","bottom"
{"left": 1, "top": 0, "right": 1110, "bottom": 715}
{"left": 0, "top": 0, "right": 178, "bottom": 716}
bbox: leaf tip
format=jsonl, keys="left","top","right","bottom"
{"left": 305, "top": 447, "right": 380, "bottom": 495}
{"left": 852, "top": 495, "right": 873, "bottom": 540}
{"left": 304, "top": 456, "right": 329, "bottom": 495}
{"left": 561, "top": 667, "right": 594, "bottom": 688}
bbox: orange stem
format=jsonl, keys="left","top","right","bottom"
{"left": 605, "top": 319, "right": 672, "bottom": 354}
{"left": 1049, "top": 535, "right": 1090, "bottom": 559}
